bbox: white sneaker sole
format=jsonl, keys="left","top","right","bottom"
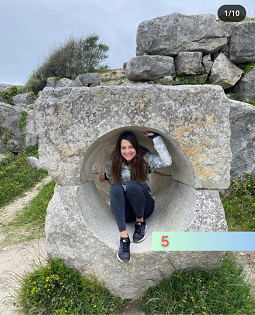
{"left": 117, "top": 252, "right": 131, "bottom": 263}
{"left": 133, "top": 224, "right": 147, "bottom": 243}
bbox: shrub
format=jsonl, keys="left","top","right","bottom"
{"left": 25, "top": 34, "right": 109, "bottom": 94}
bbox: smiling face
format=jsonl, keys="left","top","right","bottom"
{"left": 120, "top": 139, "right": 136, "bottom": 163}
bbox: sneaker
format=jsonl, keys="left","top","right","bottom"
{"left": 133, "top": 221, "right": 147, "bottom": 243}
{"left": 117, "top": 236, "right": 131, "bottom": 263}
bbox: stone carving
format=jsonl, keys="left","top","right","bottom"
{"left": 34, "top": 84, "right": 232, "bottom": 298}
{"left": 229, "top": 21, "right": 255, "bottom": 63}
{"left": 209, "top": 53, "right": 243, "bottom": 89}
{"left": 136, "top": 13, "right": 227, "bottom": 56}
{"left": 125, "top": 55, "right": 175, "bottom": 81}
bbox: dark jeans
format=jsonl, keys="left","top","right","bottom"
{"left": 110, "top": 180, "right": 155, "bottom": 232}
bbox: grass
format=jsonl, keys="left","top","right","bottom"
{"left": 0, "top": 180, "right": 55, "bottom": 248}
{"left": 17, "top": 257, "right": 123, "bottom": 315}
{"left": 0, "top": 146, "right": 48, "bottom": 208}
{"left": 140, "top": 253, "right": 255, "bottom": 315}
{"left": 220, "top": 173, "right": 255, "bottom": 231}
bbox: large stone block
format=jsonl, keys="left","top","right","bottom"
{"left": 229, "top": 21, "right": 255, "bottom": 63}
{"left": 175, "top": 52, "right": 203, "bottom": 75}
{"left": 46, "top": 180, "right": 227, "bottom": 299}
{"left": 136, "top": 13, "right": 227, "bottom": 56}
{"left": 229, "top": 100, "right": 255, "bottom": 179}
{"left": 34, "top": 85, "right": 232, "bottom": 189}
{"left": 0, "top": 103, "right": 37, "bottom": 152}
{"left": 209, "top": 53, "right": 243, "bottom": 89}
{"left": 125, "top": 55, "right": 175, "bottom": 81}
{"left": 232, "top": 65, "right": 255, "bottom": 102}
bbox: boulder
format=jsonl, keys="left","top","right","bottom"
{"left": 232, "top": 65, "right": 255, "bottom": 102}
{"left": 0, "top": 84, "right": 14, "bottom": 91}
{"left": 56, "top": 78, "right": 73, "bottom": 88}
{"left": 28, "top": 156, "right": 43, "bottom": 169}
{"left": 46, "top": 77, "right": 56, "bottom": 88}
{"left": 35, "top": 84, "right": 232, "bottom": 299}
{"left": 136, "top": 13, "right": 227, "bottom": 56}
{"left": 0, "top": 103, "right": 37, "bottom": 152}
{"left": 160, "top": 75, "right": 174, "bottom": 85}
{"left": 125, "top": 55, "right": 175, "bottom": 81}
{"left": 229, "top": 21, "right": 255, "bottom": 63}
{"left": 229, "top": 101, "right": 255, "bottom": 179}
{"left": 203, "top": 55, "right": 213, "bottom": 74}
{"left": 209, "top": 53, "right": 243, "bottom": 89}
{"left": 12, "top": 93, "right": 35, "bottom": 106}
{"left": 175, "top": 52, "right": 203, "bottom": 75}
{"left": 76, "top": 73, "right": 101, "bottom": 86}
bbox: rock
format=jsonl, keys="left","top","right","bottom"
{"left": 12, "top": 93, "right": 35, "bottom": 106}
{"left": 229, "top": 21, "right": 255, "bottom": 63}
{"left": 123, "top": 62, "right": 127, "bottom": 69}
{"left": 175, "top": 52, "right": 203, "bottom": 75}
{"left": 34, "top": 84, "right": 232, "bottom": 299}
{"left": 222, "top": 22, "right": 239, "bottom": 40}
{"left": 46, "top": 77, "right": 56, "bottom": 88}
{"left": 232, "top": 65, "right": 255, "bottom": 102}
{"left": 174, "top": 74, "right": 207, "bottom": 85}
{"left": 35, "top": 85, "right": 231, "bottom": 189}
{"left": 28, "top": 157, "right": 43, "bottom": 169}
{"left": 203, "top": 55, "right": 213, "bottom": 74}
{"left": 125, "top": 55, "right": 175, "bottom": 81}
{"left": 229, "top": 100, "right": 255, "bottom": 179}
{"left": 68, "top": 78, "right": 83, "bottom": 87}
{"left": 0, "top": 84, "right": 14, "bottom": 91}
{"left": 56, "top": 78, "right": 73, "bottom": 88}
{"left": 0, "top": 103, "right": 37, "bottom": 152}
{"left": 46, "top": 180, "right": 226, "bottom": 299}
{"left": 209, "top": 53, "right": 243, "bottom": 89}
{"left": 0, "top": 154, "right": 6, "bottom": 162}
{"left": 136, "top": 13, "right": 227, "bottom": 56}
{"left": 160, "top": 76, "right": 174, "bottom": 85}
{"left": 76, "top": 73, "right": 101, "bottom": 86}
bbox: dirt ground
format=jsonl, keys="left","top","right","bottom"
{"left": 0, "top": 177, "right": 255, "bottom": 314}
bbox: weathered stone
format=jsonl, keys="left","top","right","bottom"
{"left": 56, "top": 78, "right": 73, "bottom": 88}
{"left": 175, "top": 52, "right": 203, "bottom": 75}
{"left": 35, "top": 85, "right": 231, "bottom": 189}
{"left": 221, "top": 22, "right": 239, "bottom": 40}
{"left": 0, "top": 84, "right": 14, "bottom": 91}
{"left": 160, "top": 76, "right": 174, "bottom": 85}
{"left": 28, "top": 156, "right": 43, "bottom": 169}
{"left": 125, "top": 55, "right": 175, "bottom": 81}
{"left": 0, "top": 103, "right": 37, "bottom": 152}
{"left": 229, "top": 100, "right": 255, "bottom": 179}
{"left": 229, "top": 21, "right": 255, "bottom": 63}
{"left": 136, "top": 13, "right": 227, "bottom": 56}
{"left": 203, "top": 55, "right": 213, "bottom": 74}
{"left": 123, "top": 62, "right": 127, "bottom": 69}
{"left": 46, "top": 77, "right": 56, "bottom": 88}
{"left": 232, "top": 65, "right": 255, "bottom": 102}
{"left": 209, "top": 53, "right": 243, "bottom": 89}
{"left": 68, "top": 78, "right": 83, "bottom": 87}
{"left": 46, "top": 180, "right": 226, "bottom": 299}
{"left": 12, "top": 93, "right": 35, "bottom": 106}
{"left": 76, "top": 73, "right": 101, "bottom": 86}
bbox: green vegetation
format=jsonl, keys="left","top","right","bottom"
{"left": 0, "top": 86, "right": 22, "bottom": 105}
{"left": 25, "top": 34, "right": 109, "bottom": 94}
{"left": 248, "top": 100, "right": 255, "bottom": 106}
{"left": 227, "top": 92, "right": 236, "bottom": 100}
{"left": 19, "top": 110, "right": 28, "bottom": 143}
{"left": 140, "top": 254, "right": 255, "bottom": 315}
{"left": 17, "top": 257, "right": 123, "bottom": 315}
{"left": 171, "top": 75, "right": 205, "bottom": 85}
{"left": 0, "top": 146, "right": 48, "bottom": 208}
{"left": 2, "top": 127, "right": 12, "bottom": 151}
{"left": 220, "top": 173, "right": 255, "bottom": 231}
{"left": 237, "top": 62, "right": 254, "bottom": 75}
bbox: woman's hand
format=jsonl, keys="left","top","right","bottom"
{"left": 97, "top": 172, "right": 108, "bottom": 181}
{"left": 142, "top": 131, "right": 154, "bottom": 137}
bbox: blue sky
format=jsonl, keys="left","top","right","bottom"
{"left": 1, "top": 0, "right": 254, "bottom": 85}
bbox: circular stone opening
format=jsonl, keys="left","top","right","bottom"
{"left": 81, "top": 126, "right": 196, "bottom": 252}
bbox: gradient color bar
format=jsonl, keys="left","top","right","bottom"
{"left": 152, "top": 232, "right": 255, "bottom": 251}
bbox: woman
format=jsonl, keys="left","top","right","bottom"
{"left": 97, "top": 131, "right": 172, "bottom": 263}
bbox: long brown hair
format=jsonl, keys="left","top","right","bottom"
{"left": 110, "top": 132, "right": 148, "bottom": 183}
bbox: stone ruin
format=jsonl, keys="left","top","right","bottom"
{"left": 1, "top": 13, "right": 255, "bottom": 298}
{"left": 34, "top": 83, "right": 232, "bottom": 298}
